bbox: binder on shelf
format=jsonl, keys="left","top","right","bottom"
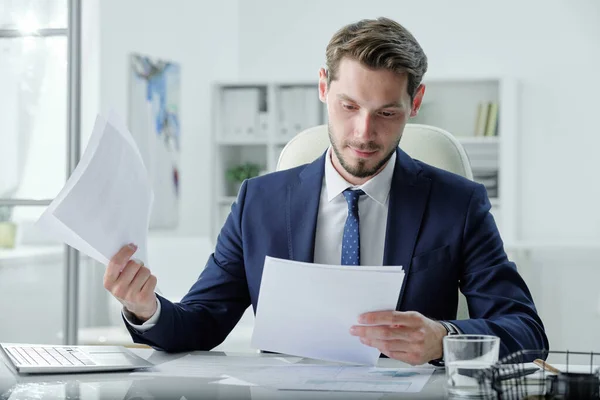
{"left": 221, "top": 87, "right": 263, "bottom": 140}
{"left": 220, "top": 89, "right": 235, "bottom": 138}
{"left": 258, "top": 87, "right": 269, "bottom": 137}
{"left": 473, "top": 102, "right": 489, "bottom": 137}
{"left": 279, "top": 85, "right": 322, "bottom": 139}
{"left": 290, "top": 87, "right": 304, "bottom": 135}
{"left": 240, "top": 88, "right": 260, "bottom": 138}
{"left": 279, "top": 87, "right": 293, "bottom": 137}
{"left": 473, "top": 101, "right": 499, "bottom": 137}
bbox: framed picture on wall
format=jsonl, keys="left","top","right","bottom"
{"left": 129, "top": 53, "right": 181, "bottom": 229}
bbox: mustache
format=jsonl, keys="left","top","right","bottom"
{"left": 346, "top": 142, "right": 381, "bottom": 151}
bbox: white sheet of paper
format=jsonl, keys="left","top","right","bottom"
{"left": 132, "top": 354, "right": 302, "bottom": 378}
{"left": 212, "top": 375, "right": 258, "bottom": 387}
{"left": 251, "top": 256, "right": 405, "bottom": 366}
{"left": 36, "top": 111, "right": 154, "bottom": 265}
{"left": 232, "top": 365, "right": 435, "bottom": 393}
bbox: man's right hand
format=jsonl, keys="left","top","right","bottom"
{"left": 103, "top": 243, "right": 158, "bottom": 322}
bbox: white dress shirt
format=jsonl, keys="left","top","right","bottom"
{"left": 124, "top": 148, "right": 396, "bottom": 331}
{"left": 314, "top": 147, "right": 395, "bottom": 266}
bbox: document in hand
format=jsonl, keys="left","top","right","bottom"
{"left": 35, "top": 111, "right": 154, "bottom": 265}
{"left": 251, "top": 256, "right": 405, "bottom": 366}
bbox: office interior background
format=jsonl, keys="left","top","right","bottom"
{"left": 0, "top": 0, "right": 599, "bottom": 355}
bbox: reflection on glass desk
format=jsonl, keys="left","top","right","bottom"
{"left": 0, "top": 349, "right": 447, "bottom": 399}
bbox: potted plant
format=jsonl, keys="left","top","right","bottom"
{"left": 226, "top": 163, "right": 262, "bottom": 195}
{"left": 0, "top": 206, "right": 17, "bottom": 249}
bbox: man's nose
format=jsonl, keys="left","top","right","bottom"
{"left": 354, "top": 112, "right": 375, "bottom": 140}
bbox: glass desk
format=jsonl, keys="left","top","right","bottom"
{"left": 0, "top": 348, "right": 448, "bottom": 399}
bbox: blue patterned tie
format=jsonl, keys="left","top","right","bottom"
{"left": 341, "top": 189, "right": 365, "bottom": 265}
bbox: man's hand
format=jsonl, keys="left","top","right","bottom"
{"left": 103, "top": 244, "right": 158, "bottom": 322}
{"left": 350, "top": 311, "right": 447, "bottom": 365}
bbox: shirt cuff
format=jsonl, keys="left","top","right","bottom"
{"left": 122, "top": 296, "right": 161, "bottom": 332}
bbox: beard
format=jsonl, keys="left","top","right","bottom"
{"left": 328, "top": 123, "right": 399, "bottom": 179}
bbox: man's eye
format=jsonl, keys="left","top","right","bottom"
{"left": 379, "top": 111, "right": 396, "bottom": 117}
{"left": 342, "top": 103, "right": 356, "bottom": 111}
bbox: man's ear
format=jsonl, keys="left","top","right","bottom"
{"left": 318, "top": 67, "right": 328, "bottom": 103}
{"left": 410, "top": 84, "right": 426, "bottom": 117}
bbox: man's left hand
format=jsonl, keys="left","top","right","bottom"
{"left": 350, "top": 311, "right": 447, "bottom": 365}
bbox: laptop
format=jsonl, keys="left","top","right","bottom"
{"left": 0, "top": 343, "right": 154, "bottom": 374}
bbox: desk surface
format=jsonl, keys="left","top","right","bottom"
{"left": 0, "top": 349, "right": 448, "bottom": 399}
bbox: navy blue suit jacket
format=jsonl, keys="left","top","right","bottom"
{"left": 126, "top": 148, "right": 548, "bottom": 359}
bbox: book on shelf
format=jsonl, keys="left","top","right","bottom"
{"left": 485, "top": 102, "right": 499, "bottom": 137}
{"left": 473, "top": 101, "right": 499, "bottom": 137}
{"left": 473, "top": 102, "right": 487, "bottom": 137}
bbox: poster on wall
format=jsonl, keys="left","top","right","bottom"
{"left": 129, "top": 53, "right": 181, "bottom": 229}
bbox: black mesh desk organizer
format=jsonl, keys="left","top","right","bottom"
{"left": 477, "top": 350, "right": 600, "bottom": 399}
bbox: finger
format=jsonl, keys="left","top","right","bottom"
{"left": 128, "top": 265, "right": 151, "bottom": 295}
{"left": 105, "top": 244, "right": 138, "bottom": 284}
{"left": 359, "top": 310, "right": 422, "bottom": 327}
{"left": 359, "top": 337, "right": 416, "bottom": 353}
{"left": 115, "top": 259, "right": 143, "bottom": 289}
{"left": 350, "top": 325, "right": 420, "bottom": 341}
{"left": 140, "top": 274, "right": 157, "bottom": 298}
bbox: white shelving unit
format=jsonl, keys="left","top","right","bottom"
{"left": 412, "top": 76, "right": 520, "bottom": 243}
{"left": 210, "top": 82, "right": 326, "bottom": 239}
{"left": 211, "top": 77, "right": 519, "bottom": 243}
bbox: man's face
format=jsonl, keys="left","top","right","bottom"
{"left": 319, "top": 58, "right": 424, "bottom": 182}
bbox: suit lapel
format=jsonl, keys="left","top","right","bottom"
{"left": 286, "top": 153, "right": 326, "bottom": 263}
{"left": 383, "top": 148, "right": 431, "bottom": 309}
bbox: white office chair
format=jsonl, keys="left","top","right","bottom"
{"left": 276, "top": 123, "right": 471, "bottom": 320}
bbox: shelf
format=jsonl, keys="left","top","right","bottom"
{"left": 212, "top": 78, "right": 518, "bottom": 243}
{"left": 457, "top": 136, "right": 499, "bottom": 145}
{"left": 216, "top": 138, "right": 269, "bottom": 146}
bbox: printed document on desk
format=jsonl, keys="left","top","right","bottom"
{"left": 36, "top": 111, "right": 154, "bottom": 265}
{"left": 232, "top": 364, "right": 435, "bottom": 393}
{"left": 251, "top": 257, "right": 405, "bottom": 366}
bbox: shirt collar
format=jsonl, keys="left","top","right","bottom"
{"left": 324, "top": 147, "right": 396, "bottom": 206}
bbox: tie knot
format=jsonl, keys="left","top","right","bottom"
{"left": 343, "top": 189, "right": 365, "bottom": 207}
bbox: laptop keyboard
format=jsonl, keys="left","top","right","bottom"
{"left": 4, "top": 346, "right": 96, "bottom": 367}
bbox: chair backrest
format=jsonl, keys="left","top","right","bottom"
{"left": 276, "top": 123, "right": 472, "bottom": 320}
{"left": 276, "top": 123, "right": 473, "bottom": 181}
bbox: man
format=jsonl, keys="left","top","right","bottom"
{"left": 104, "top": 17, "right": 548, "bottom": 365}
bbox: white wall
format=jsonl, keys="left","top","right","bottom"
{"left": 97, "top": 0, "right": 239, "bottom": 236}
{"left": 235, "top": 0, "right": 600, "bottom": 352}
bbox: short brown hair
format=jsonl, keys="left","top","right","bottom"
{"left": 325, "top": 17, "right": 428, "bottom": 99}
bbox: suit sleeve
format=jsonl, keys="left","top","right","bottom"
{"left": 124, "top": 180, "right": 251, "bottom": 352}
{"left": 448, "top": 184, "right": 549, "bottom": 359}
